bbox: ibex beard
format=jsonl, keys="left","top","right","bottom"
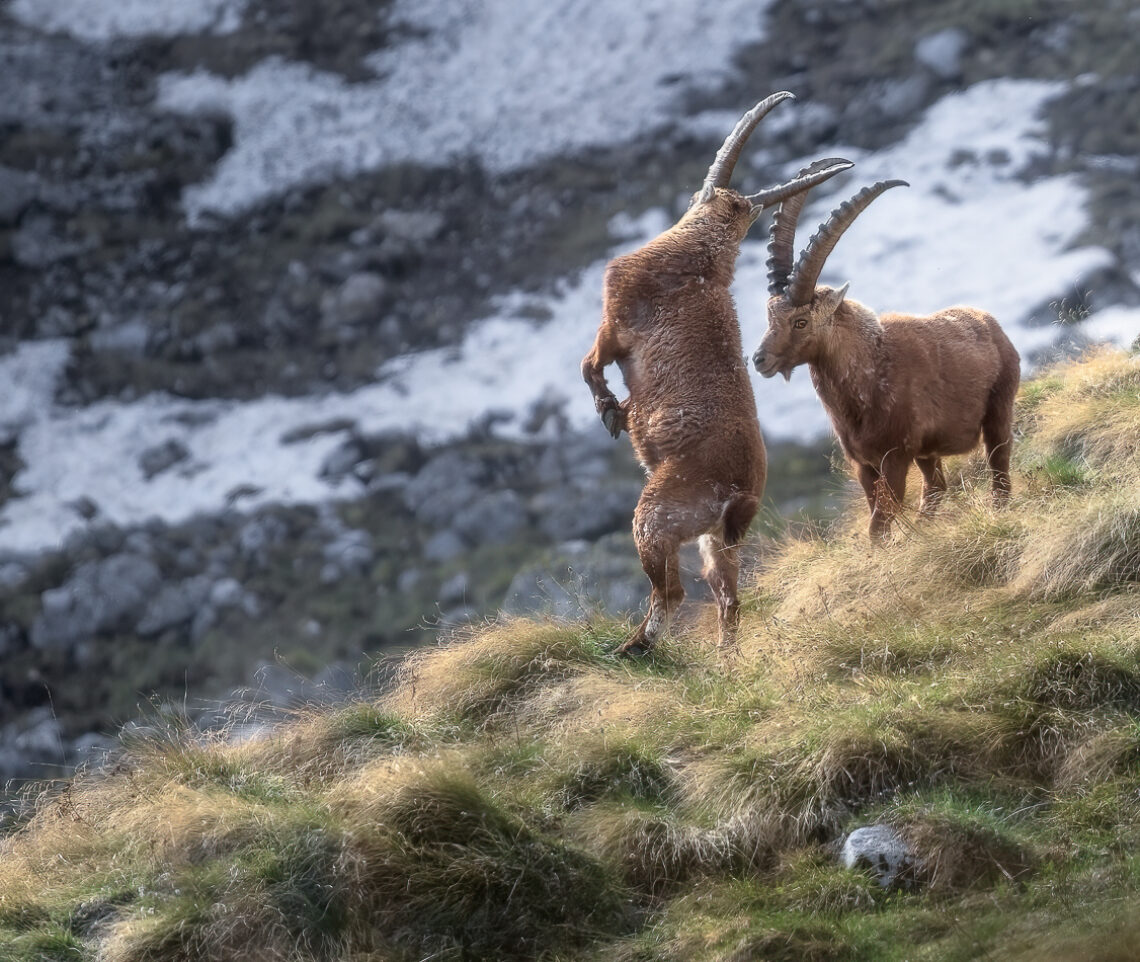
{"left": 581, "top": 93, "right": 850, "bottom": 657}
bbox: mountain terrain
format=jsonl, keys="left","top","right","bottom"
{"left": 1, "top": 0, "right": 1139, "bottom": 788}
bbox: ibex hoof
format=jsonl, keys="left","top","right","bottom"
{"left": 601, "top": 407, "right": 624, "bottom": 438}
{"left": 615, "top": 637, "right": 653, "bottom": 659}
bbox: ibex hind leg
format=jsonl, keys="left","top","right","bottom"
{"left": 700, "top": 534, "right": 742, "bottom": 651}
{"left": 703, "top": 492, "right": 758, "bottom": 651}
{"left": 617, "top": 480, "right": 724, "bottom": 658}
{"left": 982, "top": 399, "right": 1015, "bottom": 505}
{"left": 618, "top": 531, "right": 685, "bottom": 659}
{"left": 916, "top": 456, "right": 947, "bottom": 517}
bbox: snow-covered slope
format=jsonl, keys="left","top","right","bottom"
{"left": 158, "top": 0, "right": 775, "bottom": 220}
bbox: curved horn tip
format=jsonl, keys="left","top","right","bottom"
{"left": 766, "top": 90, "right": 795, "bottom": 105}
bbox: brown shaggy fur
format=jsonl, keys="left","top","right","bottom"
{"left": 582, "top": 190, "right": 767, "bottom": 655}
{"left": 756, "top": 292, "right": 1020, "bottom": 543}
{"left": 755, "top": 178, "right": 1020, "bottom": 543}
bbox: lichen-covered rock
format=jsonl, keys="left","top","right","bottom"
{"left": 136, "top": 575, "right": 213, "bottom": 637}
{"left": 138, "top": 438, "right": 191, "bottom": 480}
{"left": 841, "top": 824, "right": 916, "bottom": 889}
{"left": 31, "top": 553, "right": 163, "bottom": 650}
{"left": 915, "top": 28, "right": 970, "bottom": 81}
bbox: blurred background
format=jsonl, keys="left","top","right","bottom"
{"left": 1, "top": 0, "right": 1137, "bottom": 791}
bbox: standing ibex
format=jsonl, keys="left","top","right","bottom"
{"left": 752, "top": 179, "right": 1021, "bottom": 543}
{"left": 582, "top": 93, "right": 850, "bottom": 655}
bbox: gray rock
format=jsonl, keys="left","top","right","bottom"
{"left": 88, "top": 318, "right": 150, "bottom": 356}
{"left": 439, "top": 604, "right": 477, "bottom": 627}
{"left": 7, "top": 708, "right": 64, "bottom": 761}
{"left": 502, "top": 536, "right": 645, "bottom": 619}
{"left": 238, "top": 515, "right": 289, "bottom": 565}
{"left": 453, "top": 489, "right": 527, "bottom": 546}
{"left": 209, "top": 577, "right": 245, "bottom": 609}
{"left": 239, "top": 592, "right": 262, "bottom": 618}
{"left": 123, "top": 530, "right": 156, "bottom": 557}
{"left": 0, "top": 164, "right": 38, "bottom": 227}
{"left": 322, "top": 528, "right": 374, "bottom": 575}
{"left": 0, "top": 709, "right": 67, "bottom": 779}
{"left": 311, "top": 663, "right": 356, "bottom": 698}
{"left": 373, "top": 208, "right": 446, "bottom": 256}
{"left": 534, "top": 432, "right": 612, "bottom": 485}
{"left": 502, "top": 567, "right": 582, "bottom": 619}
{"left": 915, "top": 28, "right": 969, "bottom": 81}
{"left": 190, "top": 606, "right": 218, "bottom": 644}
{"left": 532, "top": 480, "right": 640, "bottom": 542}
{"left": 38, "top": 305, "right": 88, "bottom": 338}
{"left": 368, "top": 471, "right": 412, "bottom": 495}
{"left": 0, "top": 561, "right": 29, "bottom": 589}
{"left": 424, "top": 528, "right": 466, "bottom": 563}
{"left": 69, "top": 496, "right": 100, "bottom": 520}
{"left": 139, "top": 438, "right": 191, "bottom": 479}
{"left": 31, "top": 553, "right": 163, "bottom": 650}
{"left": 320, "top": 438, "right": 367, "bottom": 481}
{"left": 439, "top": 571, "right": 470, "bottom": 607}
{"left": 71, "top": 732, "right": 117, "bottom": 768}
{"left": 0, "top": 621, "right": 22, "bottom": 658}
{"left": 320, "top": 271, "right": 387, "bottom": 328}
{"left": 396, "top": 568, "right": 423, "bottom": 594}
{"left": 404, "top": 450, "right": 484, "bottom": 526}
{"left": 11, "top": 213, "right": 93, "bottom": 268}
{"left": 841, "top": 824, "right": 916, "bottom": 889}
{"left": 136, "top": 576, "right": 212, "bottom": 637}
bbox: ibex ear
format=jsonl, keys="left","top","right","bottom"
{"left": 817, "top": 283, "right": 849, "bottom": 321}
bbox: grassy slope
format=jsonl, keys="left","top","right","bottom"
{"left": 2, "top": 349, "right": 1140, "bottom": 962}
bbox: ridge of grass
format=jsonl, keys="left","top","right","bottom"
{"left": 3, "top": 349, "right": 1140, "bottom": 960}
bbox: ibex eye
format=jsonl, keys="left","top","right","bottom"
{"left": 793, "top": 318, "right": 808, "bottom": 330}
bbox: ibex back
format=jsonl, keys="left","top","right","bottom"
{"left": 582, "top": 93, "right": 849, "bottom": 655}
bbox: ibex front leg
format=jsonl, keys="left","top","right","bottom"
{"left": 857, "top": 454, "right": 909, "bottom": 545}
{"left": 581, "top": 322, "right": 629, "bottom": 438}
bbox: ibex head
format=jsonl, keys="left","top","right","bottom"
{"left": 753, "top": 178, "right": 907, "bottom": 380}
{"left": 677, "top": 92, "right": 852, "bottom": 244}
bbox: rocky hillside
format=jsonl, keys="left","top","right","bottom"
{"left": 2, "top": 348, "right": 1139, "bottom": 960}
{"left": 2, "top": 0, "right": 1139, "bottom": 784}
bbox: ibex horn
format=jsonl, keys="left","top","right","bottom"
{"left": 747, "top": 158, "right": 852, "bottom": 213}
{"left": 766, "top": 158, "right": 853, "bottom": 296}
{"left": 787, "top": 179, "right": 908, "bottom": 307}
{"left": 697, "top": 91, "right": 795, "bottom": 204}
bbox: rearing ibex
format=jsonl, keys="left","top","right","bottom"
{"left": 752, "top": 178, "right": 1021, "bottom": 543}
{"left": 582, "top": 93, "right": 850, "bottom": 655}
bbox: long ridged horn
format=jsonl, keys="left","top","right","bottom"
{"left": 746, "top": 158, "right": 852, "bottom": 212}
{"left": 697, "top": 91, "right": 794, "bottom": 204}
{"left": 763, "top": 158, "right": 853, "bottom": 295}
{"left": 786, "top": 179, "right": 908, "bottom": 306}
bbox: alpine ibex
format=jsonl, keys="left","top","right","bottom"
{"left": 582, "top": 92, "right": 850, "bottom": 655}
{"left": 752, "top": 178, "right": 1021, "bottom": 543}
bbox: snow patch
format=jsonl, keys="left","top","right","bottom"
{"left": 10, "top": 0, "right": 246, "bottom": 42}
{"left": 158, "top": 0, "right": 774, "bottom": 220}
{"left": 0, "top": 341, "right": 71, "bottom": 442}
